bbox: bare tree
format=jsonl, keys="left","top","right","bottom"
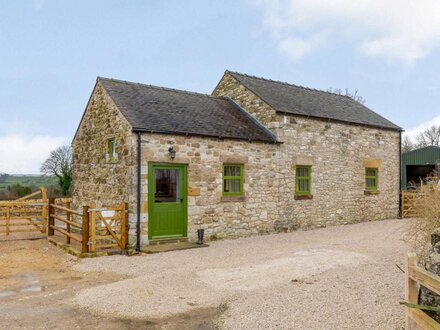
{"left": 40, "top": 146, "right": 72, "bottom": 196}
{"left": 416, "top": 125, "right": 440, "bottom": 147}
{"left": 402, "top": 135, "right": 415, "bottom": 153}
{"left": 327, "top": 87, "right": 366, "bottom": 104}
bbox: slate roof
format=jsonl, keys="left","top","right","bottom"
{"left": 226, "top": 71, "right": 401, "bottom": 131}
{"left": 98, "top": 77, "right": 278, "bottom": 143}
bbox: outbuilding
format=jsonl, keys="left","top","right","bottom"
{"left": 72, "top": 70, "right": 402, "bottom": 250}
{"left": 401, "top": 146, "right": 440, "bottom": 190}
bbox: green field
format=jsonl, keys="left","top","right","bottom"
{"left": 0, "top": 175, "right": 58, "bottom": 192}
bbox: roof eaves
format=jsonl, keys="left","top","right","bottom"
{"left": 131, "top": 127, "right": 279, "bottom": 144}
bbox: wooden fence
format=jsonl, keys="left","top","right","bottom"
{"left": 405, "top": 253, "right": 440, "bottom": 329}
{"left": 401, "top": 191, "right": 426, "bottom": 218}
{"left": 47, "top": 199, "right": 128, "bottom": 256}
{"left": 0, "top": 188, "right": 128, "bottom": 257}
{"left": 0, "top": 188, "right": 48, "bottom": 235}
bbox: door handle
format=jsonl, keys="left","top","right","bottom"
{"left": 180, "top": 198, "right": 184, "bottom": 202}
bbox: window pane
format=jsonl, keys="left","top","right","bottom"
{"left": 155, "top": 169, "right": 179, "bottom": 202}
{"left": 366, "top": 168, "right": 376, "bottom": 176}
{"left": 224, "top": 179, "right": 241, "bottom": 193}
{"left": 296, "top": 167, "right": 309, "bottom": 178}
{"left": 366, "top": 178, "right": 376, "bottom": 188}
{"left": 298, "top": 178, "right": 309, "bottom": 193}
{"left": 224, "top": 165, "right": 241, "bottom": 177}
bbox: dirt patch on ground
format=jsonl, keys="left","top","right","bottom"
{"left": 0, "top": 238, "right": 222, "bottom": 329}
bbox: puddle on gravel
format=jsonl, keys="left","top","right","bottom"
{"left": 0, "top": 290, "right": 16, "bottom": 298}
{"left": 0, "top": 272, "right": 45, "bottom": 298}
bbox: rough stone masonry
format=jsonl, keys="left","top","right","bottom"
{"left": 72, "top": 72, "right": 401, "bottom": 248}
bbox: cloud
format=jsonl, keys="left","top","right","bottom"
{"left": 0, "top": 134, "right": 68, "bottom": 174}
{"left": 253, "top": 0, "right": 440, "bottom": 63}
{"left": 403, "top": 115, "right": 440, "bottom": 141}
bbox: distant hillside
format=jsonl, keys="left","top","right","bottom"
{"left": 0, "top": 174, "right": 58, "bottom": 192}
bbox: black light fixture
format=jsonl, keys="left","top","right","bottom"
{"left": 168, "top": 146, "right": 176, "bottom": 160}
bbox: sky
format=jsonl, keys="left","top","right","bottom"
{"left": 1, "top": 0, "right": 440, "bottom": 174}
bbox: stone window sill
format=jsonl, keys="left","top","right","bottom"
{"left": 294, "top": 194, "right": 313, "bottom": 200}
{"left": 221, "top": 195, "right": 246, "bottom": 202}
{"left": 364, "top": 190, "right": 379, "bottom": 195}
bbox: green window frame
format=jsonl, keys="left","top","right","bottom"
{"left": 365, "top": 168, "right": 378, "bottom": 191}
{"left": 108, "top": 138, "right": 116, "bottom": 161}
{"left": 295, "top": 166, "right": 311, "bottom": 195}
{"left": 222, "top": 164, "right": 244, "bottom": 196}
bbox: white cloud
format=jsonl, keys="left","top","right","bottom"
{"left": 0, "top": 135, "right": 68, "bottom": 174}
{"left": 403, "top": 115, "right": 440, "bottom": 141}
{"left": 253, "top": 0, "right": 440, "bottom": 63}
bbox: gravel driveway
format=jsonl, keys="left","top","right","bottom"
{"left": 72, "top": 219, "right": 409, "bottom": 329}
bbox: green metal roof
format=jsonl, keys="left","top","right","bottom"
{"left": 401, "top": 146, "right": 440, "bottom": 189}
{"left": 402, "top": 146, "right": 440, "bottom": 165}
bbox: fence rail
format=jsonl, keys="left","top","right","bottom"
{"left": 406, "top": 253, "right": 440, "bottom": 329}
{"left": 401, "top": 191, "right": 425, "bottom": 218}
{"left": 47, "top": 199, "right": 128, "bottom": 256}
{"left": 1, "top": 189, "right": 128, "bottom": 257}
{"left": 0, "top": 188, "right": 48, "bottom": 235}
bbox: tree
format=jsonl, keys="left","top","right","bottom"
{"left": 7, "top": 184, "right": 32, "bottom": 198}
{"left": 0, "top": 173, "right": 9, "bottom": 183}
{"left": 40, "top": 146, "right": 72, "bottom": 196}
{"left": 402, "top": 135, "right": 415, "bottom": 153}
{"left": 401, "top": 124, "right": 440, "bottom": 153}
{"left": 327, "top": 87, "right": 366, "bottom": 104}
{"left": 415, "top": 125, "right": 440, "bottom": 148}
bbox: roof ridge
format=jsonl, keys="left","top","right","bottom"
{"left": 225, "top": 70, "right": 353, "bottom": 99}
{"left": 97, "top": 76, "right": 222, "bottom": 100}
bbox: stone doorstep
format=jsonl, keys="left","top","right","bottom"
{"left": 140, "top": 241, "right": 209, "bottom": 254}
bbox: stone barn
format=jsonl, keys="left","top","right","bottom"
{"left": 72, "top": 70, "right": 402, "bottom": 250}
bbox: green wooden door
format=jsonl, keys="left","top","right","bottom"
{"left": 148, "top": 163, "right": 187, "bottom": 239}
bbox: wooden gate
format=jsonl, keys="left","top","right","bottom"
{"left": 88, "top": 202, "right": 128, "bottom": 253}
{"left": 401, "top": 191, "right": 425, "bottom": 218}
{"left": 0, "top": 188, "right": 48, "bottom": 236}
{"left": 47, "top": 200, "right": 128, "bottom": 256}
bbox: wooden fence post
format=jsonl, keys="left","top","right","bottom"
{"left": 40, "top": 187, "right": 48, "bottom": 233}
{"left": 47, "top": 198, "right": 55, "bottom": 236}
{"left": 89, "top": 203, "right": 96, "bottom": 253}
{"left": 120, "top": 202, "right": 128, "bottom": 249}
{"left": 406, "top": 253, "right": 419, "bottom": 329}
{"left": 81, "top": 205, "right": 89, "bottom": 253}
{"left": 6, "top": 207, "right": 10, "bottom": 236}
{"left": 66, "top": 201, "right": 71, "bottom": 244}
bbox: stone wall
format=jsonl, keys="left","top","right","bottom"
{"left": 212, "top": 72, "right": 277, "bottom": 126}
{"left": 213, "top": 72, "right": 401, "bottom": 230}
{"left": 72, "top": 77, "right": 401, "bottom": 248}
{"left": 273, "top": 114, "right": 400, "bottom": 229}
{"left": 134, "top": 134, "right": 280, "bottom": 244}
{"left": 71, "top": 82, "right": 136, "bottom": 211}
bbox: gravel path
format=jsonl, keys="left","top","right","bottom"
{"left": 72, "top": 219, "right": 409, "bottom": 329}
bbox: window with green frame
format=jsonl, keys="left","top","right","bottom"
{"left": 295, "top": 166, "right": 311, "bottom": 195}
{"left": 108, "top": 138, "right": 116, "bottom": 161}
{"left": 365, "top": 168, "right": 378, "bottom": 191}
{"left": 223, "top": 164, "right": 244, "bottom": 196}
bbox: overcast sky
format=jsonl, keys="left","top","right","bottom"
{"left": 1, "top": 0, "right": 440, "bottom": 174}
